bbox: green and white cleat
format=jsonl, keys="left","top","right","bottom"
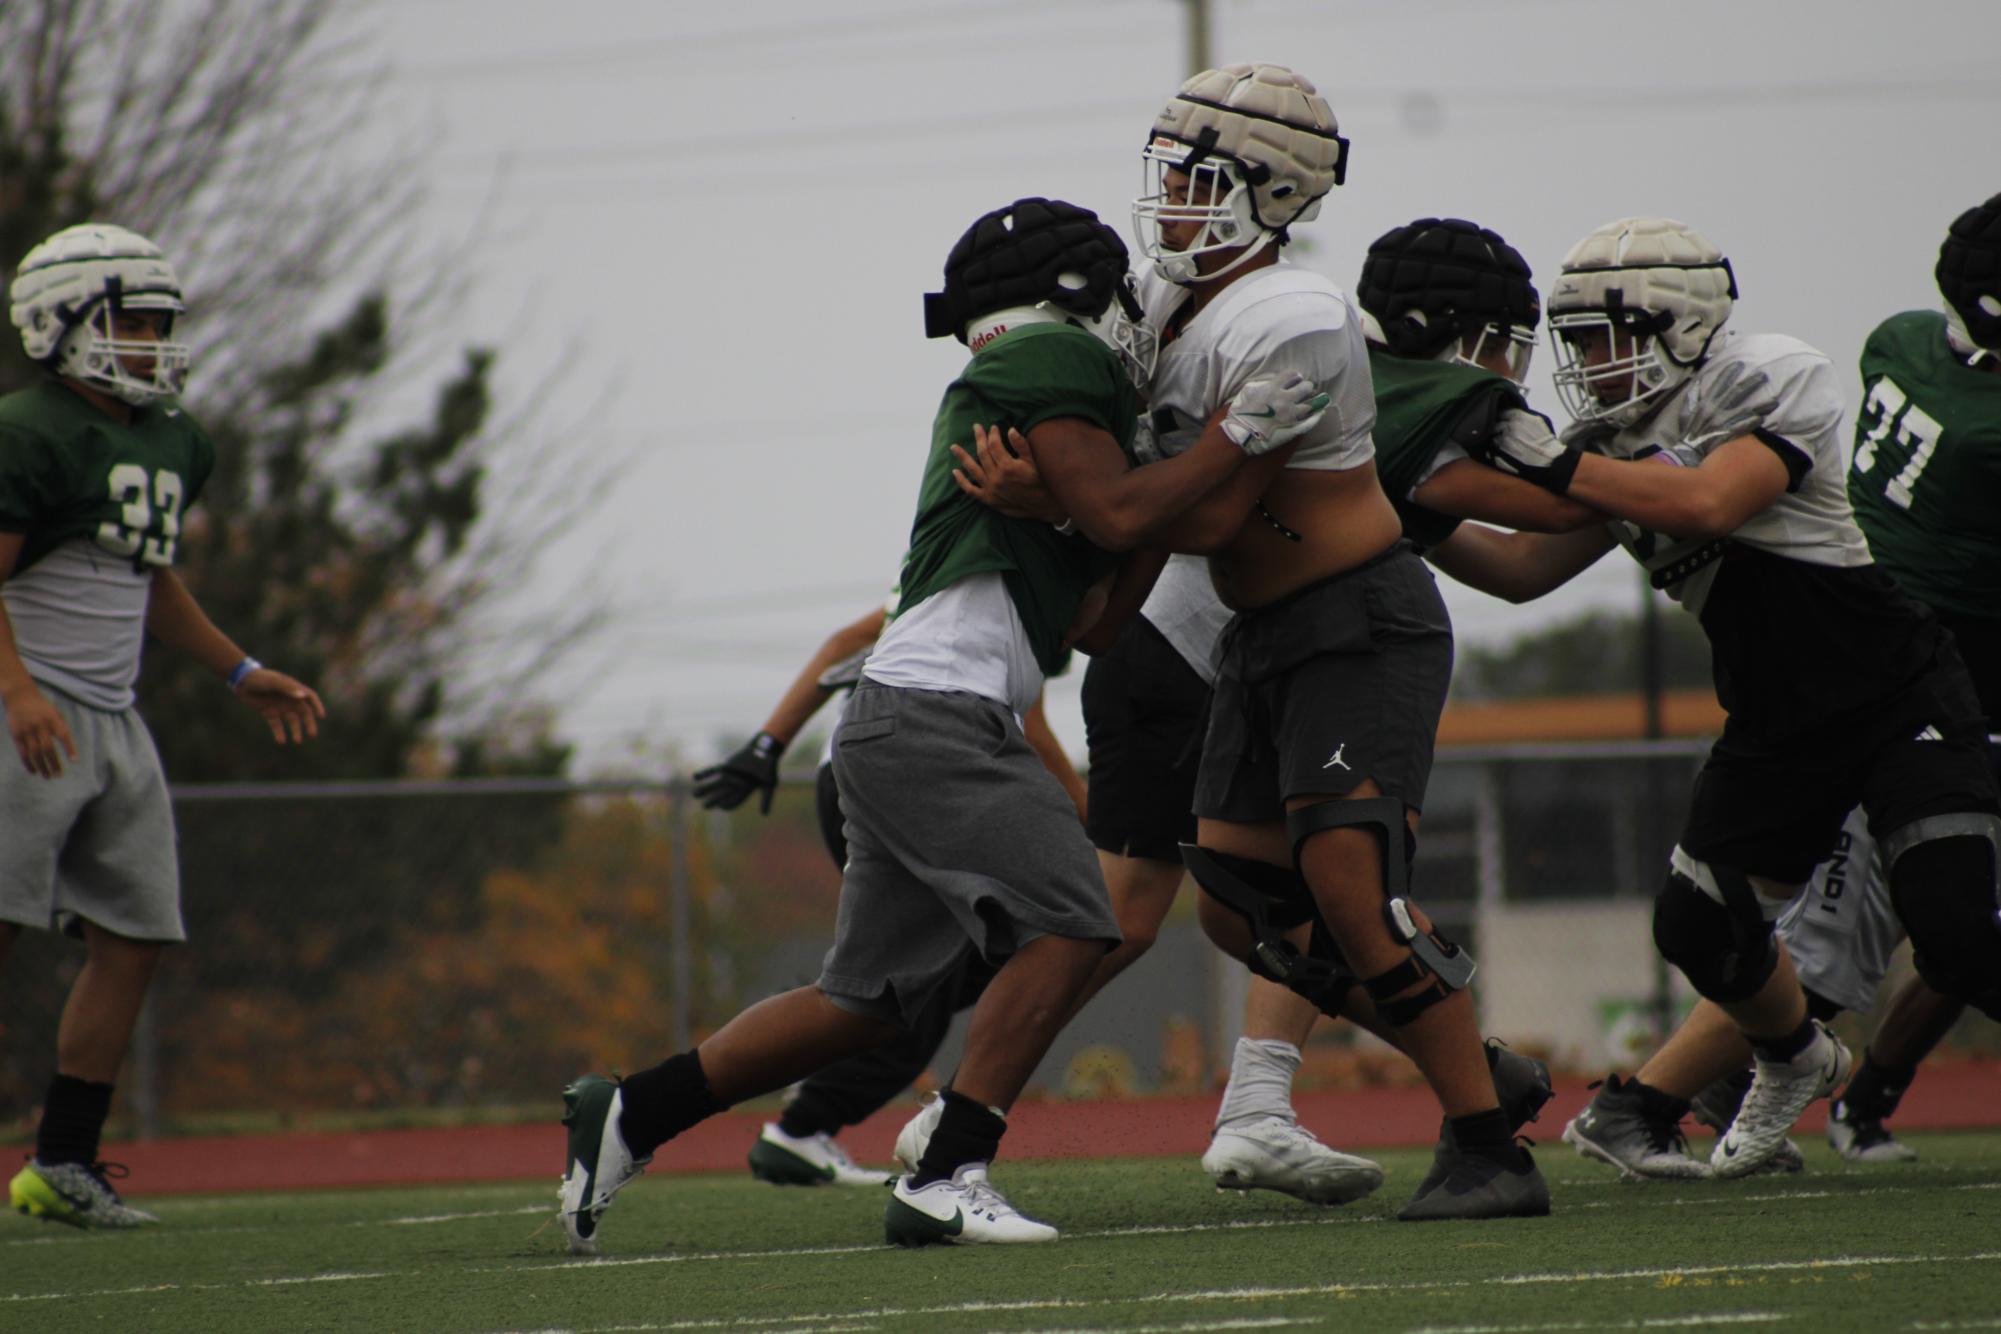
{"left": 885, "top": 1165, "right": 1057, "bottom": 1246}
{"left": 559, "top": 1074, "right": 651, "bottom": 1255}
{"left": 748, "top": 1124, "right": 891, "bottom": 1187}
{"left": 9, "top": 1159, "right": 158, "bottom": 1229}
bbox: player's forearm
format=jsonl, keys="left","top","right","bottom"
{"left": 1082, "top": 433, "right": 1244, "bottom": 551}
{"left": 757, "top": 610, "right": 886, "bottom": 745}
{"left": 1565, "top": 453, "right": 1736, "bottom": 540}
{"left": 145, "top": 569, "right": 247, "bottom": 679}
{"left": 1022, "top": 699, "right": 1085, "bottom": 814}
{"left": 0, "top": 605, "right": 42, "bottom": 705}
{"left": 1072, "top": 549, "right": 1168, "bottom": 655}
{"left": 1427, "top": 523, "right": 1613, "bottom": 603}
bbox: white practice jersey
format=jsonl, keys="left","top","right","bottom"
{"left": 1574, "top": 330, "right": 1937, "bottom": 734}
{"left": 1578, "top": 330, "right": 1869, "bottom": 614}
{"left": 1132, "top": 260, "right": 1375, "bottom": 681}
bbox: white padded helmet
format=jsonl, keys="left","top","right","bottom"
{"left": 9, "top": 223, "right": 190, "bottom": 404}
{"left": 1546, "top": 217, "right": 1735, "bottom": 428}
{"left": 1133, "top": 63, "right": 1349, "bottom": 286}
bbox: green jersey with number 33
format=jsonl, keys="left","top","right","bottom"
{"left": 0, "top": 379, "right": 214, "bottom": 575}
{"left": 1850, "top": 310, "right": 2001, "bottom": 623}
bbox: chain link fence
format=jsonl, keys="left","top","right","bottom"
{"left": 3, "top": 746, "right": 1994, "bottom": 1140}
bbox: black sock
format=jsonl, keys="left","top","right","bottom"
{"left": 616, "top": 1052, "right": 726, "bottom": 1158}
{"left": 1448, "top": 1107, "right": 1512, "bottom": 1154}
{"left": 777, "top": 1085, "right": 845, "bottom": 1140}
{"left": 1750, "top": 1017, "right": 1817, "bottom": 1064}
{"left": 36, "top": 1074, "right": 114, "bottom": 1166}
{"left": 1629, "top": 1078, "right": 1693, "bottom": 1123}
{"left": 1837, "top": 1050, "right": 1917, "bottom": 1121}
{"left": 913, "top": 1091, "right": 1005, "bottom": 1186}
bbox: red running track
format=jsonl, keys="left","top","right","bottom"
{"left": 101, "top": 1061, "right": 2001, "bottom": 1196}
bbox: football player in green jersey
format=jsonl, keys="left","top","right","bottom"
{"left": 1, "top": 223, "right": 324, "bottom": 1229}
{"left": 558, "top": 197, "right": 1329, "bottom": 1254}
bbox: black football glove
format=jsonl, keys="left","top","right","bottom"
{"left": 692, "top": 732, "right": 783, "bottom": 814}
{"left": 1476, "top": 406, "right": 1583, "bottom": 494}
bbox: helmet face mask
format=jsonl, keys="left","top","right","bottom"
{"left": 1548, "top": 312, "right": 1676, "bottom": 426}
{"left": 1134, "top": 142, "right": 1272, "bottom": 285}
{"left": 1132, "top": 63, "right": 1347, "bottom": 287}
{"left": 1453, "top": 323, "right": 1536, "bottom": 382}
{"left": 10, "top": 223, "right": 190, "bottom": 405}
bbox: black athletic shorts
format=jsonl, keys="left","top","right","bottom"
{"left": 1681, "top": 640, "right": 2001, "bottom": 883}
{"left": 1082, "top": 615, "right": 1210, "bottom": 862}
{"left": 1194, "top": 542, "right": 1454, "bottom": 823}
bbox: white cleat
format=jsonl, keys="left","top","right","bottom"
{"left": 893, "top": 1093, "right": 945, "bottom": 1175}
{"left": 884, "top": 1164, "right": 1057, "bottom": 1246}
{"left": 1713, "top": 1022, "right": 1853, "bottom": 1179}
{"left": 1201, "top": 1115, "right": 1384, "bottom": 1205}
{"left": 559, "top": 1074, "right": 652, "bottom": 1255}
{"left": 748, "top": 1123, "right": 892, "bottom": 1187}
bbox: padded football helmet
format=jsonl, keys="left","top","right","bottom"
{"left": 1937, "top": 191, "right": 2001, "bottom": 365}
{"left": 9, "top": 223, "right": 190, "bottom": 404}
{"left": 924, "top": 197, "right": 1156, "bottom": 387}
{"left": 1546, "top": 217, "right": 1735, "bottom": 428}
{"left": 1357, "top": 217, "right": 1539, "bottom": 381}
{"left": 1133, "top": 63, "right": 1349, "bottom": 286}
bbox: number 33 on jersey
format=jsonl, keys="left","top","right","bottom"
{"left": 0, "top": 380, "right": 215, "bottom": 576}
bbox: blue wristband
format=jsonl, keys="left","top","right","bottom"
{"left": 227, "top": 657, "right": 263, "bottom": 691}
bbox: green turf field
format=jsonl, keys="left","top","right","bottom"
{"left": 7, "top": 1133, "right": 2000, "bottom": 1333}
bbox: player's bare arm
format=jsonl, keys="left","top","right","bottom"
{"left": 1023, "top": 416, "right": 1241, "bottom": 552}
{"left": 1069, "top": 548, "right": 1169, "bottom": 656}
{"left": 0, "top": 530, "right": 78, "bottom": 777}
{"left": 145, "top": 568, "right": 323, "bottom": 744}
{"left": 1022, "top": 695, "right": 1087, "bottom": 821}
{"left": 1413, "top": 458, "right": 1601, "bottom": 534}
{"left": 1425, "top": 521, "right": 1616, "bottom": 605}
{"left": 693, "top": 603, "right": 888, "bottom": 815}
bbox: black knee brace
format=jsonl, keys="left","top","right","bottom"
{"left": 1651, "top": 863, "right": 1777, "bottom": 1003}
{"left": 1286, "top": 798, "right": 1475, "bottom": 1028}
{"left": 1885, "top": 812, "right": 2001, "bottom": 1021}
{"left": 1179, "top": 844, "right": 1359, "bottom": 1016}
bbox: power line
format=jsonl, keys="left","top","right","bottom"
{"left": 393, "top": 0, "right": 1126, "bottom": 84}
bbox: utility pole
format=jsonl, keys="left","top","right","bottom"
{"left": 1183, "top": 0, "right": 1210, "bottom": 76}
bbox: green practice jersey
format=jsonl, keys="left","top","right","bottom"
{"left": 896, "top": 323, "right": 1138, "bottom": 675}
{"left": 1850, "top": 311, "right": 2001, "bottom": 621}
{"left": 1366, "top": 347, "right": 1522, "bottom": 551}
{"left": 0, "top": 379, "right": 215, "bottom": 573}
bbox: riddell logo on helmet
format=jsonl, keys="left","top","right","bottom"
{"left": 970, "top": 324, "right": 1010, "bottom": 352}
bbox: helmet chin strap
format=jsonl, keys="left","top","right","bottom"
{"left": 1161, "top": 227, "right": 1278, "bottom": 286}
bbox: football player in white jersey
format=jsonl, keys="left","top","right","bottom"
{"left": 951, "top": 65, "right": 1555, "bottom": 1221}
{"left": 1130, "top": 63, "right": 1549, "bottom": 1221}
{"left": 1439, "top": 217, "right": 2001, "bottom": 1178}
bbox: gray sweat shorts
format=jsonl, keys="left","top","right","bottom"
{"left": 819, "top": 681, "right": 1120, "bottom": 1027}
{"left": 0, "top": 685, "right": 184, "bottom": 942}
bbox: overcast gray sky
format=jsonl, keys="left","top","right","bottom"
{"left": 368, "top": 0, "right": 2000, "bottom": 773}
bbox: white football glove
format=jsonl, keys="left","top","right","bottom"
{"left": 1480, "top": 405, "right": 1583, "bottom": 493}
{"left": 1221, "top": 371, "right": 1332, "bottom": 456}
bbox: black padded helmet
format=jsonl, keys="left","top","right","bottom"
{"left": 924, "top": 197, "right": 1139, "bottom": 343}
{"left": 1937, "top": 192, "right": 2001, "bottom": 353}
{"left": 1357, "top": 217, "right": 1539, "bottom": 361}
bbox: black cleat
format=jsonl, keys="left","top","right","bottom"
{"left": 1414, "top": 1039, "right": 1555, "bottom": 1198}
{"left": 1397, "top": 1142, "right": 1550, "bottom": 1222}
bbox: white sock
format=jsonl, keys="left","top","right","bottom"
{"left": 1215, "top": 1037, "right": 1301, "bottom": 1130}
